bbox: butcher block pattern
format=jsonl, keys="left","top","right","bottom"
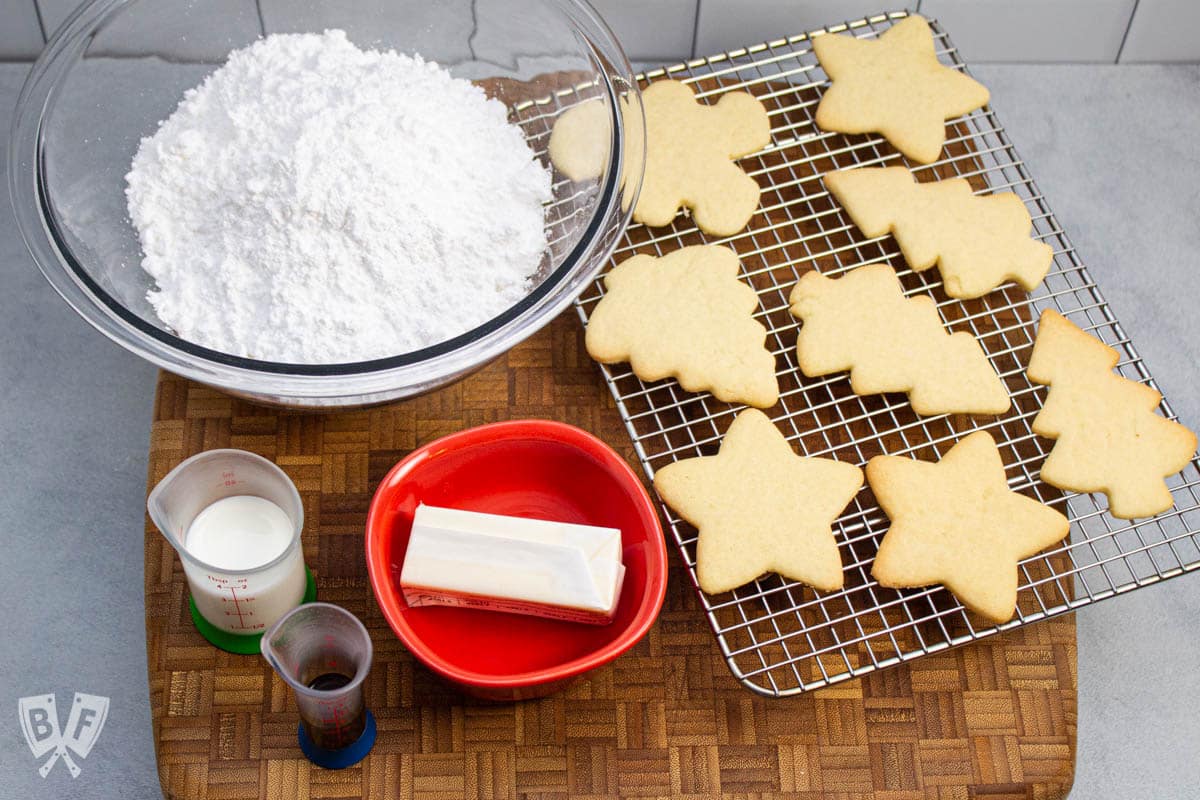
{"left": 145, "top": 340, "right": 1075, "bottom": 799}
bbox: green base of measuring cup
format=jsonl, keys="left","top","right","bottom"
{"left": 188, "top": 567, "right": 318, "bottom": 654}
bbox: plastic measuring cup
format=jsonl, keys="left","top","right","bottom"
{"left": 261, "top": 603, "right": 376, "bottom": 769}
{"left": 147, "top": 449, "right": 316, "bottom": 653}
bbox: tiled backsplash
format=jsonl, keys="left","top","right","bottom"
{"left": 1119, "top": 0, "right": 1200, "bottom": 62}
{"left": 920, "top": 0, "right": 1136, "bottom": 63}
{"left": 0, "top": 0, "right": 43, "bottom": 58}
{"left": 2, "top": 0, "right": 1197, "bottom": 62}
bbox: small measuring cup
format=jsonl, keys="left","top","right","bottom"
{"left": 261, "top": 603, "right": 376, "bottom": 769}
{"left": 147, "top": 449, "right": 315, "bottom": 653}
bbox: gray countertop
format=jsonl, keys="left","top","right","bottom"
{"left": 0, "top": 61, "right": 1197, "bottom": 799}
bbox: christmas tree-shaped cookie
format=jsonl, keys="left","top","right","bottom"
{"left": 869, "top": 430, "right": 1070, "bottom": 623}
{"left": 1028, "top": 309, "right": 1197, "bottom": 519}
{"left": 824, "top": 166, "right": 1053, "bottom": 299}
{"left": 655, "top": 409, "right": 863, "bottom": 594}
{"left": 789, "top": 264, "right": 1010, "bottom": 415}
{"left": 586, "top": 245, "right": 779, "bottom": 408}
{"left": 812, "top": 15, "right": 989, "bottom": 164}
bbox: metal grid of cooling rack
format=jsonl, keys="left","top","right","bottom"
{"left": 568, "top": 10, "right": 1200, "bottom": 697}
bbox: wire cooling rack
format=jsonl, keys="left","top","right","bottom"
{"left": 554, "top": 9, "right": 1200, "bottom": 697}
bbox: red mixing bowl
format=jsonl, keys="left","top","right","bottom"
{"left": 365, "top": 419, "right": 668, "bottom": 701}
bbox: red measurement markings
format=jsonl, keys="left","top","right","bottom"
{"left": 209, "top": 575, "right": 262, "bottom": 630}
{"left": 325, "top": 635, "right": 338, "bottom": 674}
{"left": 315, "top": 636, "right": 353, "bottom": 748}
{"left": 318, "top": 696, "right": 350, "bottom": 747}
{"left": 324, "top": 638, "right": 342, "bottom": 738}
{"left": 228, "top": 588, "right": 247, "bottom": 628}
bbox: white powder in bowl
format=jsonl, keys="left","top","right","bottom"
{"left": 125, "top": 30, "right": 552, "bottom": 363}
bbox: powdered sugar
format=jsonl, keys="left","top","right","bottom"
{"left": 125, "top": 30, "right": 552, "bottom": 363}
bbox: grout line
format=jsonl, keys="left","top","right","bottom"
{"left": 1115, "top": 0, "right": 1141, "bottom": 63}
{"left": 689, "top": 0, "right": 703, "bottom": 59}
{"left": 467, "top": 0, "right": 480, "bottom": 60}
{"left": 31, "top": 0, "right": 48, "bottom": 43}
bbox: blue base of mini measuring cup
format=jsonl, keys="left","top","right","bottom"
{"left": 298, "top": 710, "right": 376, "bottom": 770}
{"left": 187, "top": 567, "right": 317, "bottom": 654}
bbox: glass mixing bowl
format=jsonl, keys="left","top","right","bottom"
{"left": 9, "top": 0, "right": 643, "bottom": 407}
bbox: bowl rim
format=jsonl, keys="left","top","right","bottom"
{"left": 8, "top": 0, "right": 644, "bottom": 402}
{"left": 364, "top": 419, "right": 668, "bottom": 689}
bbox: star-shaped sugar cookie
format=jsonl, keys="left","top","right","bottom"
{"left": 586, "top": 245, "right": 779, "bottom": 408}
{"left": 634, "top": 80, "right": 771, "bottom": 236}
{"left": 812, "top": 15, "right": 989, "bottom": 164}
{"left": 824, "top": 166, "right": 1053, "bottom": 299}
{"left": 1028, "top": 309, "right": 1197, "bottom": 519}
{"left": 869, "top": 431, "right": 1069, "bottom": 623}
{"left": 655, "top": 409, "right": 863, "bottom": 594}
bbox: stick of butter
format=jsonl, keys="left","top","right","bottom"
{"left": 399, "top": 504, "right": 626, "bottom": 625}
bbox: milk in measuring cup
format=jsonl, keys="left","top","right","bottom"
{"left": 188, "top": 496, "right": 292, "bottom": 568}
{"left": 184, "top": 496, "right": 307, "bottom": 634}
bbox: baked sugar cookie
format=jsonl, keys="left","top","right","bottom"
{"left": 548, "top": 98, "right": 611, "bottom": 182}
{"left": 1028, "top": 309, "right": 1197, "bottom": 519}
{"left": 655, "top": 408, "right": 863, "bottom": 594}
{"left": 634, "top": 80, "right": 771, "bottom": 236}
{"left": 824, "top": 166, "right": 1053, "bottom": 299}
{"left": 789, "top": 264, "right": 1010, "bottom": 415}
{"left": 869, "top": 430, "right": 1069, "bottom": 623}
{"left": 812, "top": 15, "right": 989, "bottom": 164}
{"left": 548, "top": 95, "right": 644, "bottom": 213}
{"left": 586, "top": 245, "right": 779, "bottom": 408}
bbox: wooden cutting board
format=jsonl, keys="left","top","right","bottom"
{"left": 144, "top": 320, "right": 1076, "bottom": 800}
